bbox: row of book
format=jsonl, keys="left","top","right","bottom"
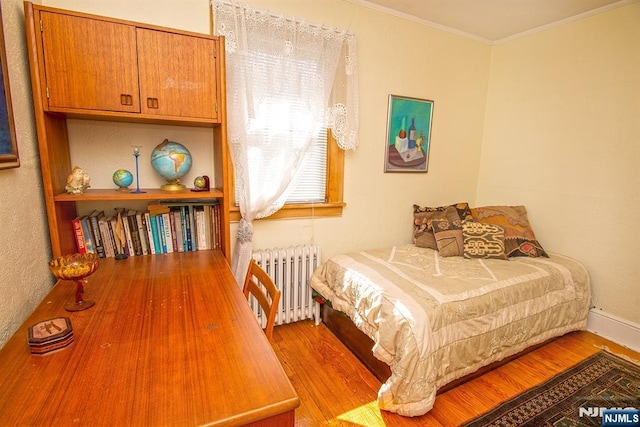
{"left": 72, "top": 202, "right": 222, "bottom": 258}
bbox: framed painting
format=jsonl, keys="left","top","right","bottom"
{"left": 0, "top": 3, "right": 19, "bottom": 170}
{"left": 384, "top": 95, "right": 433, "bottom": 172}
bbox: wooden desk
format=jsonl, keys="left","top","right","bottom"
{"left": 0, "top": 251, "right": 299, "bottom": 426}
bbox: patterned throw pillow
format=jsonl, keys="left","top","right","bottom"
{"left": 470, "top": 205, "right": 548, "bottom": 258}
{"left": 413, "top": 202, "right": 472, "bottom": 250}
{"left": 432, "top": 219, "right": 463, "bottom": 257}
{"left": 462, "top": 220, "right": 508, "bottom": 260}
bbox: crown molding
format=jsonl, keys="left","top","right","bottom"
{"left": 346, "top": 0, "right": 638, "bottom": 46}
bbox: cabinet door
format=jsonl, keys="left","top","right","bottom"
{"left": 136, "top": 29, "right": 218, "bottom": 120}
{"left": 40, "top": 12, "right": 140, "bottom": 113}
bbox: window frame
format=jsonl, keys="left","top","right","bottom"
{"left": 228, "top": 130, "right": 345, "bottom": 221}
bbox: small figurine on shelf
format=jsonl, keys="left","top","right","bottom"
{"left": 65, "top": 166, "right": 91, "bottom": 194}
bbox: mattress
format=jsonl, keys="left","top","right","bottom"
{"left": 309, "top": 244, "right": 591, "bottom": 416}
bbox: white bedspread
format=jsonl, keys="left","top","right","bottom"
{"left": 309, "top": 244, "right": 591, "bottom": 416}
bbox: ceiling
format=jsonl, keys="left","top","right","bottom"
{"left": 350, "top": 0, "right": 635, "bottom": 43}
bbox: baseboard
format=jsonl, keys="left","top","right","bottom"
{"left": 586, "top": 308, "right": 640, "bottom": 352}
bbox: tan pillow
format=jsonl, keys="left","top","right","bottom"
{"left": 462, "top": 220, "right": 508, "bottom": 260}
{"left": 413, "top": 205, "right": 461, "bottom": 249}
{"left": 432, "top": 219, "right": 463, "bottom": 257}
{"left": 471, "top": 205, "right": 548, "bottom": 257}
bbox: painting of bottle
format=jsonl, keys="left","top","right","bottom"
{"left": 408, "top": 117, "right": 416, "bottom": 149}
{"left": 385, "top": 94, "right": 434, "bottom": 172}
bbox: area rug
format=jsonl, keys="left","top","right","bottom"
{"left": 462, "top": 351, "right": 640, "bottom": 426}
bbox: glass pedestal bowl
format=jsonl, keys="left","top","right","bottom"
{"left": 49, "top": 253, "right": 99, "bottom": 312}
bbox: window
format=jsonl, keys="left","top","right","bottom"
{"left": 229, "top": 130, "right": 345, "bottom": 221}
{"left": 285, "top": 128, "right": 327, "bottom": 204}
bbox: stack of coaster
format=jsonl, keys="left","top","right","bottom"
{"left": 27, "top": 317, "right": 74, "bottom": 355}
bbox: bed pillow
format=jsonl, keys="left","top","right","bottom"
{"left": 432, "top": 219, "right": 463, "bottom": 257}
{"left": 462, "top": 220, "right": 508, "bottom": 260}
{"left": 413, "top": 204, "right": 468, "bottom": 249}
{"left": 470, "top": 205, "right": 548, "bottom": 258}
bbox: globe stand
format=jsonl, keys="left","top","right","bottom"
{"left": 160, "top": 180, "right": 186, "bottom": 191}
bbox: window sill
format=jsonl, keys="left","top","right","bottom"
{"left": 229, "top": 202, "right": 345, "bottom": 222}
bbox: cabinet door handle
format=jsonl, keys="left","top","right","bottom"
{"left": 120, "top": 94, "right": 133, "bottom": 106}
{"left": 147, "top": 98, "right": 159, "bottom": 109}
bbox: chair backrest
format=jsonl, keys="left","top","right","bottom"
{"left": 243, "top": 259, "right": 281, "bottom": 341}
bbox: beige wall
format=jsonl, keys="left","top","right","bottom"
{"left": 1, "top": 0, "right": 635, "bottom": 348}
{"left": 0, "top": 0, "right": 53, "bottom": 347}
{"left": 477, "top": 2, "right": 640, "bottom": 324}
{"left": 227, "top": 0, "right": 491, "bottom": 258}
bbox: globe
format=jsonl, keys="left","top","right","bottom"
{"left": 150, "top": 139, "right": 193, "bottom": 191}
{"left": 112, "top": 169, "right": 133, "bottom": 190}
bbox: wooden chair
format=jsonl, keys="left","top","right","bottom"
{"left": 243, "top": 259, "right": 281, "bottom": 341}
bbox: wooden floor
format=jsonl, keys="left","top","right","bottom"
{"left": 270, "top": 320, "right": 640, "bottom": 427}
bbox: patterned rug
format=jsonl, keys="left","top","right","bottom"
{"left": 462, "top": 351, "right": 640, "bottom": 427}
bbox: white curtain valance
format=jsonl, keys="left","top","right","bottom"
{"left": 213, "top": 0, "right": 359, "bottom": 150}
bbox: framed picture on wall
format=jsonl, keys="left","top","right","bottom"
{"left": 384, "top": 95, "right": 433, "bottom": 173}
{"left": 0, "top": 3, "right": 19, "bottom": 170}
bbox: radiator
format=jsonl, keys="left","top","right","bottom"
{"left": 251, "top": 245, "right": 321, "bottom": 328}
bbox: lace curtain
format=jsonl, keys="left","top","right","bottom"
{"left": 212, "top": 0, "right": 359, "bottom": 284}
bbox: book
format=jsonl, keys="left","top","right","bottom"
{"left": 107, "top": 215, "right": 119, "bottom": 257}
{"left": 136, "top": 212, "right": 150, "bottom": 256}
{"left": 203, "top": 205, "right": 213, "bottom": 250}
{"left": 144, "top": 212, "right": 156, "bottom": 255}
{"left": 194, "top": 207, "right": 203, "bottom": 250}
{"left": 195, "top": 207, "right": 208, "bottom": 250}
{"left": 88, "top": 210, "right": 106, "bottom": 258}
{"left": 171, "top": 209, "right": 185, "bottom": 253}
{"left": 147, "top": 203, "right": 170, "bottom": 216}
{"left": 161, "top": 212, "right": 174, "bottom": 253}
{"left": 80, "top": 216, "right": 95, "bottom": 254}
{"left": 98, "top": 214, "right": 114, "bottom": 258}
{"left": 156, "top": 214, "right": 167, "bottom": 253}
{"left": 179, "top": 206, "right": 189, "bottom": 252}
{"left": 117, "top": 209, "right": 134, "bottom": 257}
{"left": 183, "top": 207, "right": 193, "bottom": 251}
{"left": 188, "top": 205, "right": 196, "bottom": 251}
{"left": 71, "top": 216, "right": 87, "bottom": 254}
{"left": 168, "top": 210, "right": 179, "bottom": 253}
{"left": 148, "top": 214, "right": 162, "bottom": 255}
{"left": 213, "top": 204, "right": 221, "bottom": 250}
{"left": 126, "top": 209, "right": 143, "bottom": 256}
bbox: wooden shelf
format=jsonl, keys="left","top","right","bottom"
{"left": 48, "top": 108, "right": 220, "bottom": 127}
{"left": 25, "top": 2, "right": 231, "bottom": 259}
{"left": 53, "top": 188, "right": 225, "bottom": 202}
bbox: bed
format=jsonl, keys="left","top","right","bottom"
{"left": 309, "top": 204, "right": 591, "bottom": 417}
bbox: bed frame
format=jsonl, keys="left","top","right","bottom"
{"left": 321, "top": 303, "right": 554, "bottom": 393}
